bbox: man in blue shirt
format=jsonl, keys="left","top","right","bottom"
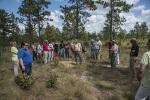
{"left": 18, "top": 41, "right": 33, "bottom": 75}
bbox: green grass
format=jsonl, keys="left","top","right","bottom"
{"left": 0, "top": 45, "right": 147, "bottom": 100}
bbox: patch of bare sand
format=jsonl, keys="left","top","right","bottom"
{"left": 59, "top": 61, "right": 76, "bottom": 68}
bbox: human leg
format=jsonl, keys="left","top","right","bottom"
{"left": 135, "top": 85, "right": 150, "bottom": 100}
{"left": 14, "top": 60, "right": 19, "bottom": 76}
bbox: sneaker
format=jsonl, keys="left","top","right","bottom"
{"left": 44, "top": 62, "right": 47, "bottom": 64}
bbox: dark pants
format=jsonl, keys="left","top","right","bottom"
{"left": 33, "top": 51, "right": 37, "bottom": 61}
{"left": 21, "top": 63, "right": 32, "bottom": 75}
{"left": 110, "top": 53, "right": 117, "bottom": 68}
{"left": 90, "top": 50, "right": 95, "bottom": 60}
{"left": 38, "top": 53, "right": 43, "bottom": 63}
{"left": 74, "top": 51, "right": 82, "bottom": 64}
{"left": 130, "top": 57, "right": 137, "bottom": 79}
{"left": 65, "top": 51, "right": 69, "bottom": 58}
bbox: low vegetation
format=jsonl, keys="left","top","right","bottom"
{"left": 0, "top": 45, "right": 147, "bottom": 100}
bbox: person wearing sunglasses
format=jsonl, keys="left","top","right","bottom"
{"left": 18, "top": 41, "right": 33, "bottom": 75}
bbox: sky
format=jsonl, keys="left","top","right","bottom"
{"left": 0, "top": 0, "right": 150, "bottom": 33}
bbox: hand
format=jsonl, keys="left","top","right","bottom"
{"left": 136, "top": 74, "right": 142, "bottom": 82}
{"left": 22, "top": 66, "right": 25, "bottom": 71}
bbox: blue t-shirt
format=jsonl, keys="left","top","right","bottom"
{"left": 91, "top": 42, "right": 95, "bottom": 51}
{"left": 18, "top": 48, "right": 33, "bottom": 66}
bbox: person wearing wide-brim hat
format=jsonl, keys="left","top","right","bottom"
{"left": 108, "top": 40, "right": 118, "bottom": 68}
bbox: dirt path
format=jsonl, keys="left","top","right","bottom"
{"left": 59, "top": 61, "right": 76, "bottom": 68}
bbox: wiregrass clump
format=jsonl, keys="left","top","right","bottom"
{"left": 46, "top": 72, "right": 58, "bottom": 88}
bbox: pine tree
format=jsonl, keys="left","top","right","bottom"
{"left": 96, "top": 0, "right": 133, "bottom": 40}
{"left": 64, "top": 0, "right": 97, "bottom": 39}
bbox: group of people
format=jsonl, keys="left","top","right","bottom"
{"left": 31, "top": 39, "right": 86, "bottom": 65}
{"left": 11, "top": 41, "right": 33, "bottom": 75}
{"left": 10, "top": 39, "right": 86, "bottom": 75}
{"left": 10, "top": 37, "right": 150, "bottom": 99}
{"left": 90, "top": 37, "right": 120, "bottom": 68}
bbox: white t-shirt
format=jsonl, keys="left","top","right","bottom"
{"left": 74, "top": 43, "right": 81, "bottom": 51}
{"left": 95, "top": 40, "right": 102, "bottom": 50}
{"left": 49, "top": 44, "right": 54, "bottom": 51}
{"left": 37, "top": 45, "right": 43, "bottom": 54}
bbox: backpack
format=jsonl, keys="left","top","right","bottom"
{"left": 81, "top": 43, "right": 86, "bottom": 52}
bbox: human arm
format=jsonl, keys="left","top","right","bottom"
{"left": 11, "top": 47, "right": 18, "bottom": 54}
{"left": 19, "top": 58, "right": 25, "bottom": 71}
{"left": 136, "top": 64, "right": 146, "bottom": 82}
{"left": 109, "top": 46, "right": 116, "bottom": 52}
{"left": 130, "top": 45, "right": 137, "bottom": 56}
{"left": 136, "top": 53, "right": 148, "bottom": 82}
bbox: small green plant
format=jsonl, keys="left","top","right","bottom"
{"left": 46, "top": 72, "right": 58, "bottom": 88}
{"left": 19, "top": 74, "right": 34, "bottom": 89}
{"left": 53, "top": 58, "right": 59, "bottom": 66}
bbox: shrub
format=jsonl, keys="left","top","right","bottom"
{"left": 46, "top": 72, "right": 58, "bottom": 88}
{"left": 18, "top": 74, "right": 34, "bottom": 89}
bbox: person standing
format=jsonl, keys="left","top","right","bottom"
{"left": 95, "top": 37, "right": 102, "bottom": 63}
{"left": 109, "top": 40, "right": 118, "bottom": 68}
{"left": 65, "top": 42, "right": 70, "bottom": 58}
{"left": 53, "top": 43, "right": 59, "bottom": 58}
{"left": 11, "top": 41, "right": 19, "bottom": 76}
{"left": 130, "top": 38, "right": 139, "bottom": 79}
{"left": 43, "top": 40, "right": 49, "bottom": 64}
{"left": 135, "top": 39, "right": 150, "bottom": 100}
{"left": 90, "top": 39, "right": 95, "bottom": 60}
{"left": 60, "top": 41, "right": 65, "bottom": 58}
{"left": 18, "top": 41, "right": 33, "bottom": 75}
{"left": 116, "top": 43, "right": 120, "bottom": 65}
{"left": 37, "top": 42, "right": 43, "bottom": 63}
{"left": 48, "top": 42, "right": 54, "bottom": 61}
{"left": 70, "top": 40, "right": 75, "bottom": 58}
{"left": 74, "top": 39, "right": 82, "bottom": 65}
{"left": 81, "top": 41, "right": 86, "bottom": 61}
{"left": 32, "top": 42, "right": 37, "bottom": 62}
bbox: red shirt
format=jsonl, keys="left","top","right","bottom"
{"left": 108, "top": 42, "right": 112, "bottom": 49}
{"left": 43, "top": 43, "right": 49, "bottom": 51}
